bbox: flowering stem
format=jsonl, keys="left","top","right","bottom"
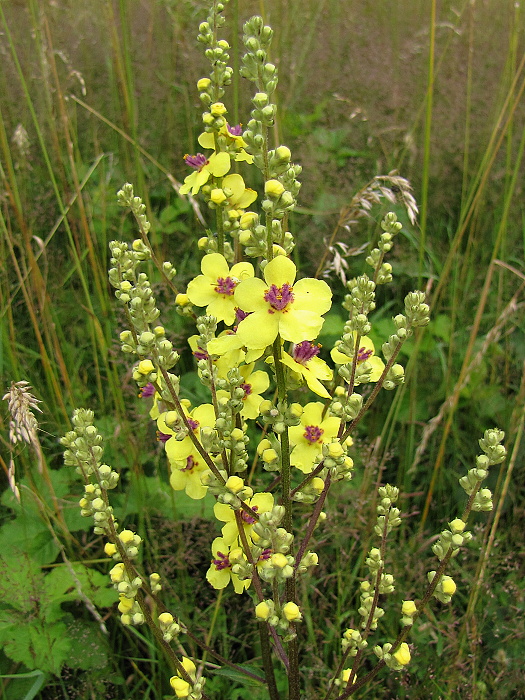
{"left": 340, "top": 340, "right": 404, "bottom": 444}
{"left": 235, "top": 511, "right": 289, "bottom": 678}
{"left": 157, "top": 364, "right": 225, "bottom": 483}
{"left": 293, "top": 472, "right": 331, "bottom": 571}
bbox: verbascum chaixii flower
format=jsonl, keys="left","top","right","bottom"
{"left": 179, "top": 150, "right": 231, "bottom": 195}
{"left": 210, "top": 173, "right": 257, "bottom": 211}
{"left": 157, "top": 404, "right": 216, "bottom": 499}
{"left": 278, "top": 341, "right": 333, "bottom": 398}
{"left": 331, "top": 333, "right": 385, "bottom": 382}
{"left": 187, "top": 253, "right": 254, "bottom": 325}
{"left": 170, "top": 657, "right": 196, "bottom": 698}
{"left": 288, "top": 402, "right": 350, "bottom": 473}
{"left": 217, "top": 363, "right": 270, "bottom": 419}
{"left": 214, "top": 491, "right": 274, "bottom": 544}
{"left": 233, "top": 256, "right": 332, "bottom": 349}
{"left": 199, "top": 123, "right": 254, "bottom": 163}
{"left": 206, "top": 309, "right": 268, "bottom": 361}
{"left": 206, "top": 537, "right": 251, "bottom": 594}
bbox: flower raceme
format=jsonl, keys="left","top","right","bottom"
{"left": 233, "top": 256, "right": 332, "bottom": 349}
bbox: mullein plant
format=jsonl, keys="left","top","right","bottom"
{"left": 60, "top": 3, "right": 507, "bottom": 698}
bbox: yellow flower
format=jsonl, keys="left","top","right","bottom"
{"left": 234, "top": 256, "right": 332, "bottom": 349}
{"left": 186, "top": 253, "right": 254, "bottom": 325}
{"left": 179, "top": 150, "right": 231, "bottom": 195}
{"left": 255, "top": 601, "right": 271, "bottom": 620}
{"left": 157, "top": 404, "right": 216, "bottom": 499}
{"left": 206, "top": 537, "right": 250, "bottom": 594}
{"left": 288, "top": 402, "right": 351, "bottom": 473}
{"left": 214, "top": 492, "right": 274, "bottom": 544}
{"left": 278, "top": 341, "right": 333, "bottom": 398}
{"left": 331, "top": 333, "right": 385, "bottom": 383}
{"left": 198, "top": 124, "right": 254, "bottom": 163}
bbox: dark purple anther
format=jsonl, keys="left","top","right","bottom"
{"left": 184, "top": 153, "right": 208, "bottom": 170}
{"left": 293, "top": 341, "right": 320, "bottom": 365}
{"left": 357, "top": 347, "right": 373, "bottom": 363}
{"left": 214, "top": 276, "right": 237, "bottom": 296}
{"left": 157, "top": 431, "right": 171, "bottom": 443}
{"left": 264, "top": 283, "right": 294, "bottom": 312}
{"left": 241, "top": 382, "right": 252, "bottom": 396}
{"left": 212, "top": 551, "right": 231, "bottom": 570}
{"left": 187, "top": 418, "right": 199, "bottom": 431}
{"left": 303, "top": 425, "right": 324, "bottom": 444}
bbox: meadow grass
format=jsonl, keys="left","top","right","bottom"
{"left": 0, "top": 1, "right": 524, "bottom": 698}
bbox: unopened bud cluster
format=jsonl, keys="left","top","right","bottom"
{"left": 259, "top": 400, "right": 302, "bottom": 435}
{"left": 366, "top": 212, "right": 402, "bottom": 284}
{"left": 432, "top": 518, "right": 472, "bottom": 561}
{"left": 158, "top": 611, "right": 184, "bottom": 643}
{"left": 375, "top": 641, "right": 411, "bottom": 671}
{"left": 459, "top": 429, "right": 506, "bottom": 511}
{"left": 374, "top": 485, "right": 402, "bottom": 537}
{"left": 197, "top": 1, "right": 232, "bottom": 108}
{"left": 109, "top": 562, "right": 144, "bottom": 625}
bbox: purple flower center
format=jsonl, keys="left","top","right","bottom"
{"left": 212, "top": 551, "right": 231, "bottom": 571}
{"left": 241, "top": 504, "right": 258, "bottom": 524}
{"left": 157, "top": 431, "right": 171, "bottom": 443}
{"left": 139, "top": 382, "right": 155, "bottom": 398}
{"left": 182, "top": 455, "right": 197, "bottom": 472}
{"left": 214, "top": 276, "right": 237, "bottom": 296}
{"left": 264, "top": 283, "right": 294, "bottom": 313}
{"left": 227, "top": 123, "right": 243, "bottom": 136}
{"left": 188, "top": 418, "right": 199, "bottom": 431}
{"left": 357, "top": 347, "right": 373, "bottom": 363}
{"left": 293, "top": 341, "right": 320, "bottom": 365}
{"left": 241, "top": 382, "right": 252, "bottom": 398}
{"left": 184, "top": 153, "right": 208, "bottom": 170}
{"left": 304, "top": 425, "right": 324, "bottom": 444}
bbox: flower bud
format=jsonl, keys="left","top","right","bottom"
{"left": 393, "top": 642, "right": 411, "bottom": 666}
{"left": 255, "top": 601, "right": 271, "bottom": 620}
{"left": 210, "top": 102, "right": 227, "bottom": 116}
{"left": 282, "top": 602, "right": 302, "bottom": 622}
{"left": 225, "top": 475, "right": 244, "bottom": 494}
{"left": 265, "top": 179, "right": 285, "bottom": 198}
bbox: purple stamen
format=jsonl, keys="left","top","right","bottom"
{"left": 214, "top": 276, "right": 237, "bottom": 296}
{"left": 241, "top": 382, "right": 252, "bottom": 397}
{"left": 240, "top": 504, "right": 258, "bottom": 524}
{"left": 264, "top": 283, "right": 294, "bottom": 313}
{"left": 259, "top": 548, "right": 272, "bottom": 562}
{"left": 182, "top": 455, "right": 197, "bottom": 472}
{"left": 227, "top": 123, "right": 243, "bottom": 136}
{"left": 293, "top": 341, "right": 320, "bottom": 365}
{"left": 139, "top": 382, "right": 156, "bottom": 398}
{"left": 212, "top": 551, "right": 231, "bottom": 571}
{"left": 304, "top": 425, "right": 324, "bottom": 444}
{"left": 357, "top": 347, "right": 373, "bottom": 363}
{"left": 187, "top": 418, "right": 199, "bottom": 431}
{"left": 194, "top": 346, "right": 209, "bottom": 361}
{"left": 235, "top": 308, "right": 250, "bottom": 324}
{"left": 184, "top": 153, "right": 208, "bottom": 170}
{"left": 157, "top": 431, "right": 171, "bottom": 443}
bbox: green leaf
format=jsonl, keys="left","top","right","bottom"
{"left": 0, "top": 617, "right": 70, "bottom": 674}
{"left": 64, "top": 619, "right": 110, "bottom": 671}
{"left": 43, "top": 562, "right": 115, "bottom": 612}
{"left": 210, "top": 664, "right": 265, "bottom": 687}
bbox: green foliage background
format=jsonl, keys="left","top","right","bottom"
{"left": 0, "top": 0, "right": 524, "bottom": 698}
